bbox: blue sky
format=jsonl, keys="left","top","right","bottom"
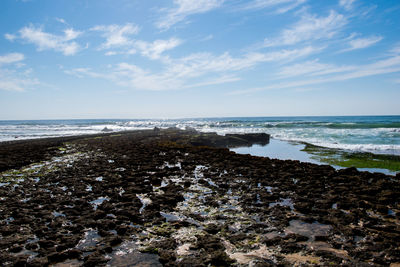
{"left": 0, "top": 0, "right": 399, "bottom": 119}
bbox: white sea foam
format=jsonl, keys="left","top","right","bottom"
{"left": 310, "top": 143, "right": 400, "bottom": 155}
{"left": 1, "top": 118, "right": 399, "bottom": 155}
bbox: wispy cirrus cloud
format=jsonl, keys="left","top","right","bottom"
{"left": 0, "top": 72, "right": 39, "bottom": 92}
{"left": 91, "top": 23, "right": 182, "bottom": 59}
{"left": 230, "top": 51, "right": 400, "bottom": 95}
{"left": 91, "top": 23, "right": 140, "bottom": 49}
{"left": 276, "top": 59, "right": 356, "bottom": 78}
{"left": 135, "top": 38, "right": 183, "bottom": 60}
{"left": 263, "top": 10, "right": 347, "bottom": 47}
{"left": 65, "top": 45, "right": 320, "bottom": 91}
{"left": 341, "top": 35, "right": 383, "bottom": 52}
{"left": 339, "top": 0, "right": 356, "bottom": 11}
{"left": 0, "top": 53, "right": 25, "bottom": 65}
{"left": 156, "top": 0, "right": 224, "bottom": 30}
{"left": 276, "top": 0, "right": 306, "bottom": 14}
{"left": 5, "top": 24, "right": 83, "bottom": 56}
{"left": 238, "top": 0, "right": 306, "bottom": 14}
{"left": 0, "top": 52, "right": 39, "bottom": 91}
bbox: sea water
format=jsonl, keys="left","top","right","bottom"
{"left": 1, "top": 116, "right": 399, "bottom": 155}
{"left": 1, "top": 116, "right": 399, "bottom": 174}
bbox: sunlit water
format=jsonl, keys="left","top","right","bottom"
{"left": 1, "top": 116, "right": 399, "bottom": 155}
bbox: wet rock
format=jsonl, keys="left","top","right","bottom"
{"left": 107, "top": 236, "right": 123, "bottom": 247}
{"left": 25, "top": 242, "right": 39, "bottom": 250}
{"left": 158, "top": 249, "right": 176, "bottom": 265}
{"left": 28, "top": 257, "right": 49, "bottom": 267}
{"left": 314, "top": 235, "right": 329, "bottom": 241}
{"left": 66, "top": 248, "right": 82, "bottom": 259}
{"left": 262, "top": 236, "right": 282, "bottom": 246}
{"left": 83, "top": 252, "right": 108, "bottom": 266}
{"left": 205, "top": 223, "right": 221, "bottom": 235}
{"left": 280, "top": 242, "right": 303, "bottom": 253}
{"left": 205, "top": 250, "right": 235, "bottom": 266}
{"left": 38, "top": 239, "right": 56, "bottom": 249}
{"left": 0, "top": 128, "right": 399, "bottom": 266}
{"left": 9, "top": 245, "right": 23, "bottom": 253}
{"left": 115, "top": 225, "right": 129, "bottom": 236}
{"left": 194, "top": 234, "right": 225, "bottom": 252}
{"left": 13, "top": 255, "right": 29, "bottom": 267}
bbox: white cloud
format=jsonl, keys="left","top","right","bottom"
{"left": 135, "top": 38, "right": 183, "bottom": 60}
{"left": 342, "top": 35, "right": 383, "bottom": 52}
{"left": 0, "top": 76, "right": 38, "bottom": 92}
{"left": 7, "top": 25, "right": 83, "bottom": 55}
{"left": 0, "top": 53, "right": 25, "bottom": 65}
{"left": 156, "top": 0, "right": 224, "bottom": 30}
{"left": 65, "top": 46, "right": 319, "bottom": 91}
{"left": 277, "top": 59, "right": 355, "bottom": 78}
{"left": 0, "top": 53, "right": 38, "bottom": 92}
{"left": 199, "top": 34, "right": 214, "bottom": 42}
{"left": 240, "top": 0, "right": 306, "bottom": 13}
{"left": 186, "top": 75, "right": 241, "bottom": 88}
{"left": 91, "top": 23, "right": 182, "bottom": 59}
{"left": 276, "top": 0, "right": 306, "bottom": 14}
{"left": 264, "top": 10, "right": 347, "bottom": 47}
{"left": 389, "top": 43, "right": 400, "bottom": 55}
{"left": 114, "top": 63, "right": 185, "bottom": 90}
{"left": 339, "top": 0, "right": 356, "bottom": 10}
{"left": 91, "top": 23, "right": 140, "bottom": 49}
{"left": 4, "top": 33, "right": 16, "bottom": 41}
{"left": 55, "top": 18, "right": 67, "bottom": 25}
{"left": 105, "top": 51, "right": 118, "bottom": 56}
{"left": 230, "top": 54, "right": 400, "bottom": 95}
{"left": 67, "top": 63, "right": 185, "bottom": 91}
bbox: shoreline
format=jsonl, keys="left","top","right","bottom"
{"left": 0, "top": 129, "right": 399, "bottom": 266}
{"left": 2, "top": 128, "right": 399, "bottom": 174}
{"left": 232, "top": 139, "right": 400, "bottom": 175}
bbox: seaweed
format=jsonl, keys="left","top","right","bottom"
{"left": 301, "top": 143, "right": 400, "bottom": 172}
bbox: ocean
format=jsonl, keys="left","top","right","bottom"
{"left": 1, "top": 116, "right": 399, "bottom": 155}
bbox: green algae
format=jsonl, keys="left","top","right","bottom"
{"left": 301, "top": 143, "right": 400, "bottom": 172}
{"left": 0, "top": 144, "right": 91, "bottom": 183}
{"left": 150, "top": 222, "right": 175, "bottom": 237}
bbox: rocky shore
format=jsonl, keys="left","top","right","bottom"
{"left": 0, "top": 128, "right": 399, "bottom": 266}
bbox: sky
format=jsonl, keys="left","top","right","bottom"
{"left": 0, "top": 0, "right": 399, "bottom": 119}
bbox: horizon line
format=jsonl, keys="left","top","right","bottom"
{"left": 1, "top": 114, "right": 400, "bottom": 122}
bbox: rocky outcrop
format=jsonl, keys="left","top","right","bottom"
{"left": 0, "top": 129, "right": 398, "bottom": 266}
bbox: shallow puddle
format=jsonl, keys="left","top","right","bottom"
{"left": 224, "top": 241, "right": 276, "bottom": 265}
{"left": 106, "top": 240, "right": 161, "bottom": 267}
{"left": 136, "top": 194, "right": 152, "bottom": 213}
{"left": 285, "top": 220, "right": 331, "bottom": 240}
{"left": 53, "top": 259, "right": 81, "bottom": 267}
{"left": 269, "top": 198, "right": 294, "bottom": 210}
{"left": 285, "top": 252, "right": 320, "bottom": 265}
{"left": 76, "top": 228, "right": 100, "bottom": 254}
{"left": 89, "top": 197, "right": 110, "bottom": 210}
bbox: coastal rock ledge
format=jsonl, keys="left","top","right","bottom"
{"left": 0, "top": 128, "right": 399, "bottom": 266}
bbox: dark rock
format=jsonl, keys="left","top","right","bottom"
{"left": 9, "top": 245, "right": 23, "bottom": 253}
{"left": 205, "top": 224, "right": 221, "bottom": 235}
{"left": 38, "top": 239, "right": 56, "bottom": 249}
{"left": 27, "top": 257, "right": 49, "bottom": 266}
{"left": 83, "top": 252, "right": 108, "bottom": 266}
{"left": 158, "top": 249, "right": 176, "bottom": 265}
{"left": 206, "top": 250, "right": 235, "bottom": 266}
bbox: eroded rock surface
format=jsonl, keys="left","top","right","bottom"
{"left": 0, "top": 129, "right": 399, "bottom": 266}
